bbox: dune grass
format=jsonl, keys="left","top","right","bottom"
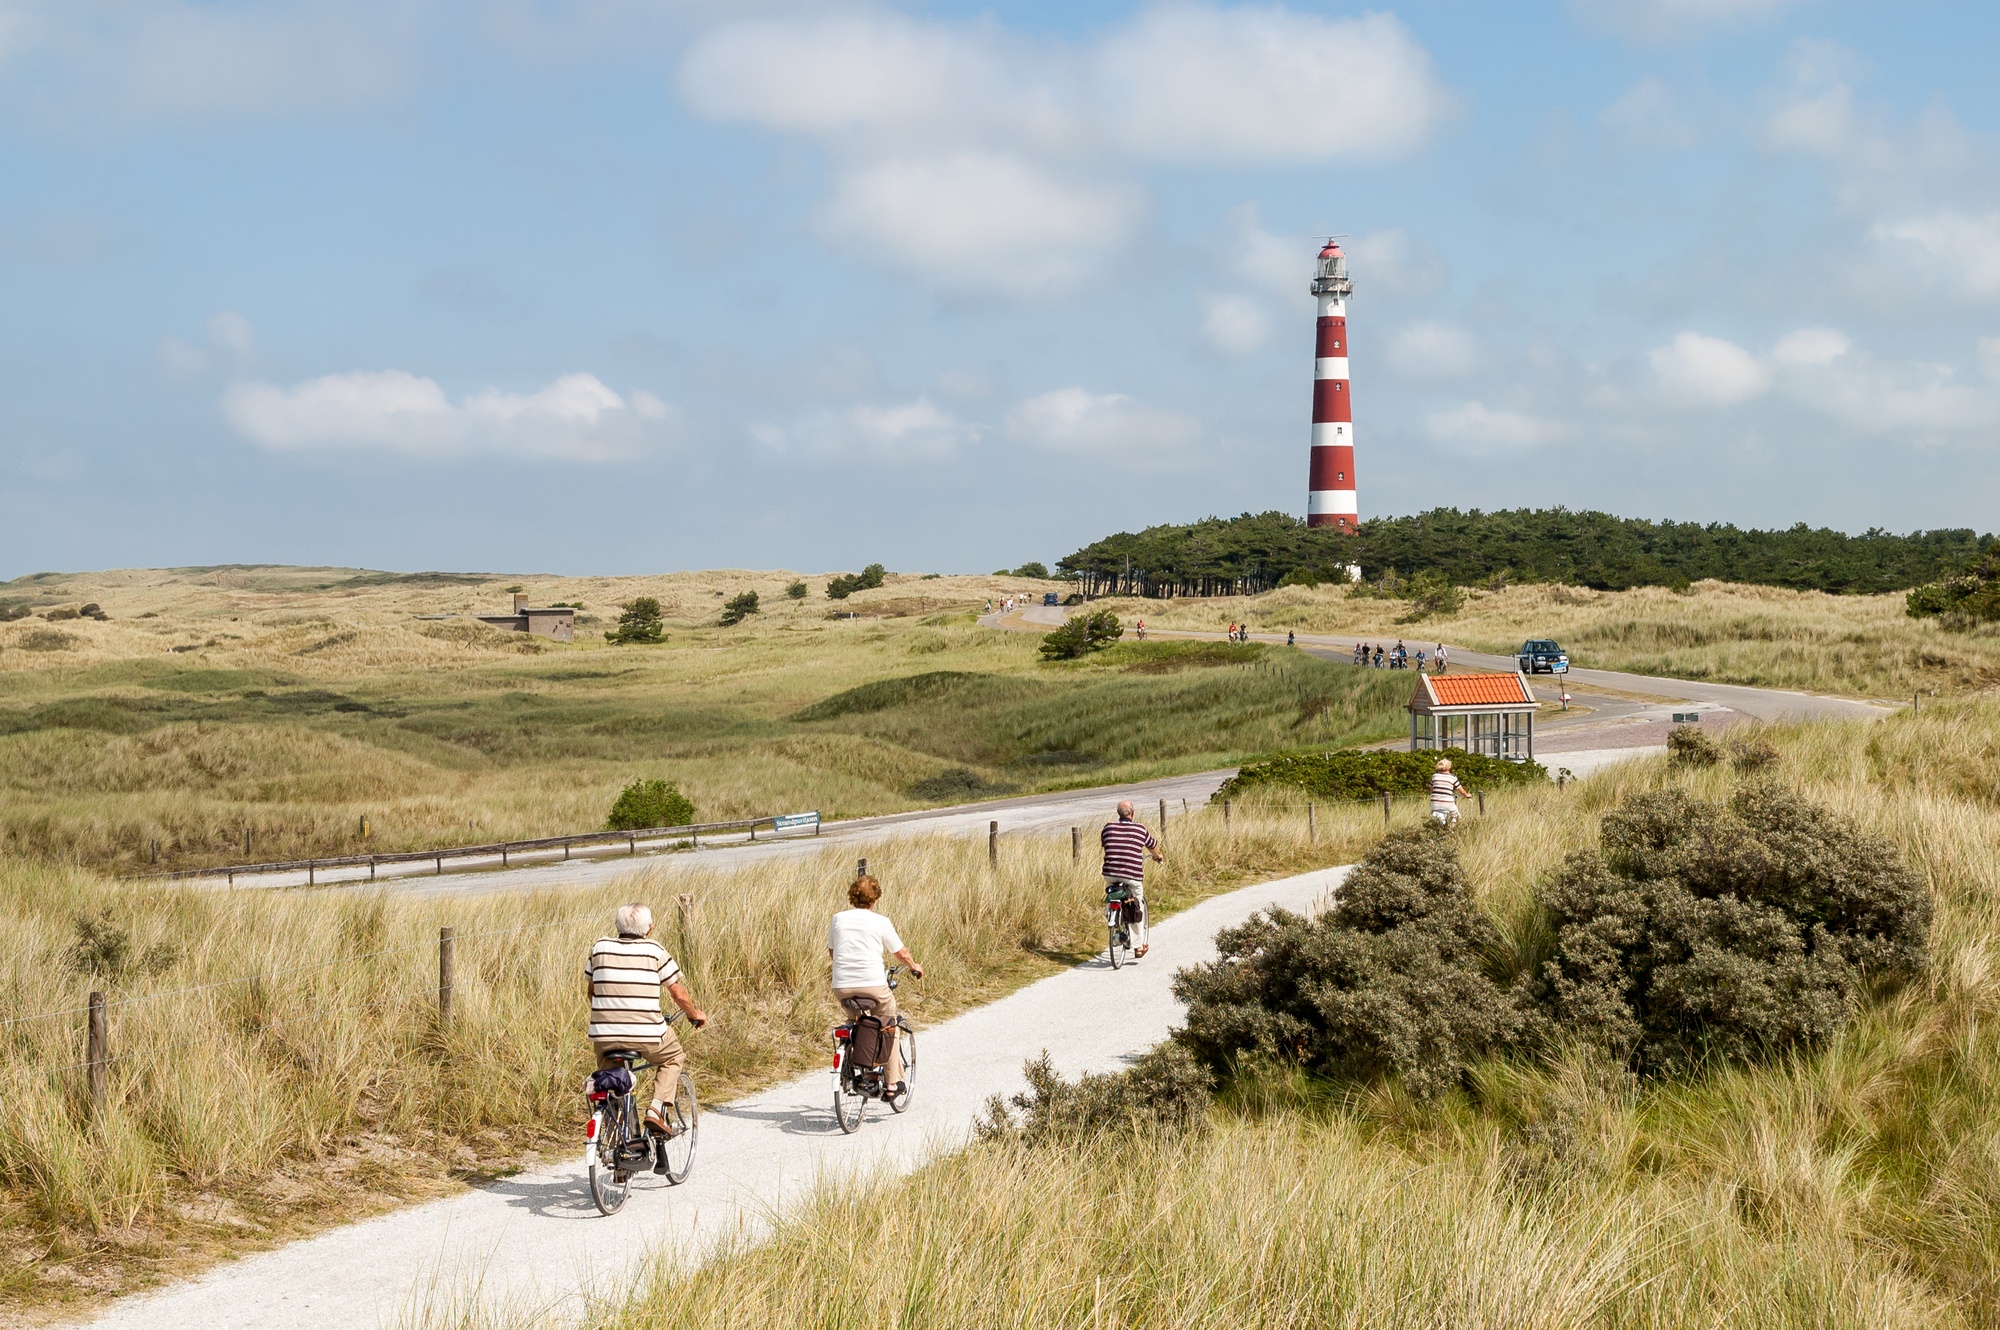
{"left": 0, "top": 569, "right": 1406, "bottom": 873}
{"left": 1102, "top": 578, "right": 2000, "bottom": 698}
{"left": 0, "top": 795, "right": 1418, "bottom": 1312}
{"left": 558, "top": 699, "right": 2000, "bottom": 1330}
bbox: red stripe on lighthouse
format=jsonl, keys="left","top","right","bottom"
{"left": 1315, "top": 317, "right": 1347, "bottom": 357}
{"left": 1311, "top": 379, "right": 1351, "bottom": 423}
{"left": 1309, "top": 445, "right": 1354, "bottom": 490}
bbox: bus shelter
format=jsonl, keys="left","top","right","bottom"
{"left": 1408, "top": 671, "right": 1537, "bottom": 762}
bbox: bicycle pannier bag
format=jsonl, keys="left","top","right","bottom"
{"left": 588, "top": 1067, "right": 634, "bottom": 1096}
{"left": 1122, "top": 897, "right": 1144, "bottom": 925}
{"left": 847, "top": 1013, "right": 892, "bottom": 1068}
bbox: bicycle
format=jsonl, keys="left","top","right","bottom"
{"left": 1105, "top": 881, "right": 1139, "bottom": 969}
{"left": 832, "top": 965, "right": 916, "bottom": 1134}
{"left": 584, "top": 1048, "right": 699, "bottom": 1215}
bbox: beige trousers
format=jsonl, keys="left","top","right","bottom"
{"left": 593, "top": 1026, "right": 685, "bottom": 1107}
{"left": 833, "top": 985, "right": 905, "bottom": 1084}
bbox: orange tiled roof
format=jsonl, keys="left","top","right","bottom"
{"left": 1427, "top": 672, "right": 1533, "bottom": 707}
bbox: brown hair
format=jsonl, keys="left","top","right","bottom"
{"left": 848, "top": 875, "right": 881, "bottom": 908}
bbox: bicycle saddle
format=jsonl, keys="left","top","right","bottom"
{"left": 839, "top": 995, "right": 882, "bottom": 1015}
{"left": 601, "top": 1048, "right": 643, "bottom": 1061}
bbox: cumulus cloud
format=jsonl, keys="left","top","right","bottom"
{"left": 1385, "top": 322, "right": 1482, "bottom": 379}
{"left": 1871, "top": 212, "right": 2000, "bottom": 303}
{"left": 1649, "top": 331, "right": 1771, "bottom": 405}
{"left": 1220, "top": 202, "right": 1306, "bottom": 298}
{"left": 1200, "top": 294, "right": 1270, "bottom": 355}
{"left": 1571, "top": 0, "right": 1802, "bottom": 44}
{"left": 750, "top": 396, "right": 977, "bottom": 461}
{"left": 1346, "top": 229, "right": 1448, "bottom": 298}
{"left": 678, "top": 6, "right": 1453, "bottom": 297}
{"left": 1425, "top": 401, "right": 1567, "bottom": 455}
{"left": 1770, "top": 326, "right": 1850, "bottom": 366}
{"left": 1004, "top": 387, "right": 1204, "bottom": 461}
{"left": 223, "top": 370, "right": 673, "bottom": 461}
{"left": 1601, "top": 77, "right": 1697, "bottom": 150}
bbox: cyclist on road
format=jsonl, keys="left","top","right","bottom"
{"left": 1101, "top": 800, "right": 1164, "bottom": 959}
{"left": 829, "top": 875, "right": 923, "bottom": 1099}
{"left": 1429, "top": 759, "right": 1468, "bottom": 825}
{"left": 587, "top": 903, "right": 708, "bottom": 1136}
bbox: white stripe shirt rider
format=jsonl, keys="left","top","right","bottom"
{"left": 586, "top": 937, "right": 680, "bottom": 1041}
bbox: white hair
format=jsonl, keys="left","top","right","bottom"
{"left": 614, "top": 903, "right": 653, "bottom": 937}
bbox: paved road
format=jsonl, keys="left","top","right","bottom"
{"left": 78, "top": 866, "right": 1348, "bottom": 1330}
{"left": 217, "top": 769, "right": 1233, "bottom": 895}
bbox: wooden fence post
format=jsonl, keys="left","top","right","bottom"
{"left": 307, "top": 860, "right": 315, "bottom": 886}
{"left": 1071, "top": 827, "right": 1080, "bottom": 862}
{"left": 87, "top": 992, "right": 107, "bottom": 1122}
{"left": 1307, "top": 802, "right": 1315, "bottom": 841}
{"left": 1381, "top": 792, "right": 1391, "bottom": 825}
{"left": 1222, "top": 800, "right": 1231, "bottom": 831}
{"left": 438, "top": 927, "right": 455, "bottom": 1029}
{"left": 1158, "top": 798, "right": 1167, "bottom": 845}
{"left": 1477, "top": 790, "right": 1486, "bottom": 817}
{"left": 989, "top": 821, "right": 998, "bottom": 868}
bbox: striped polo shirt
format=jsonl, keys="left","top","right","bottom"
{"left": 1101, "top": 819, "right": 1157, "bottom": 882}
{"left": 585, "top": 935, "right": 682, "bottom": 1043}
{"left": 1429, "top": 773, "right": 1465, "bottom": 809}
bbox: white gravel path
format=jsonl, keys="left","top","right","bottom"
{"left": 77, "top": 866, "right": 1348, "bottom": 1330}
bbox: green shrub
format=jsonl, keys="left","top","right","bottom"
{"left": 1216, "top": 747, "right": 1544, "bottom": 802}
{"left": 605, "top": 778, "right": 696, "bottom": 831}
{"left": 1906, "top": 552, "right": 2000, "bottom": 626}
{"left": 1526, "top": 785, "right": 1930, "bottom": 1074}
{"left": 975, "top": 1044, "right": 1212, "bottom": 1145}
{"left": 1395, "top": 570, "right": 1463, "bottom": 622}
{"left": 908, "top": 767, "right": 1011, "bottom": 802}
{"left": 827, "top": 564, "right": 887, "bottom": 599}
{"left": 1665, "top": 725, "right": 1720, "bottom": 767}
{"left": 785, "top": 580, "right": 808, "bottom": 600}
{"left": 1173, "top": 825, "right": 1519, "bottom": 1100}
{"left": 606, "top": 597, "right": 665, "bottom": 645}
{"left": 1277, "top": 566, "right": 1319, "bottom": 589}
{"left": 1038, "top": 610, "right": 1122, "bottom": 661}
{"left": 1011, "top": 561, "right": 1049, "bottom": 579}
{"left": 719, "top": 590, "right": 759, "bottom": 626}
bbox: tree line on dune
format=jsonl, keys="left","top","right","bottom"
{"left": 1053, "top": 508, "right": 1995, "bottom": 598}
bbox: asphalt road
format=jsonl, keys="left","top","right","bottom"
{"left": 76, "top": 866, "right": 1349, "bottom": 1330}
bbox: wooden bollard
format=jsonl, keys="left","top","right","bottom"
{"left": 1307, "top": 802, "right": 1315, "bottom": 841}
{"left": 1158, "top": 798, "right": 1168, "bottom": 846}
{"left": 1071, "top": 826, "right": 1080, "bottom": 862}
{"left": 87, "top": 991, "right": 108, "bottom": 1122}
{"left": 438, "top": 927, "right": 455, "bottom": 1028}
{"left": 1477, "top": 790, "right": 1486, "bottom": 817}
{"left": 1381, "top": 792, "right": 1391, "bottom": 825}
{"left": 989, "top": 820, "right": 998, "bottom": 868}
{"left": 1222, "top": 800, "right": 1231, "bottom": 831}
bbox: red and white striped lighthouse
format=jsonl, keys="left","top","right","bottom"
{"left": 1306, "top": 240, "right": 1357, "bottom": 531}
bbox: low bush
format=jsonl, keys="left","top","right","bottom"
{"left": 1665, "top": 725, "right": 1720, "bottom": 767}
{"left": 604, "top": 778, "right": 696, "bottom": 831}
{"left": 1906, "top": 551, "right": 2000, "bottom": 626}
{"left": 1526, "top": 784, "right": 1930, "bottom": 1073}
{"left": 975, "top": 1044, "right": 1213, "bottom": 1145}
{"left": 907, "top": 767, "right": 1011, "bottom": 802}
{"left": 785, "top": 580, "right": 808, "bottom": 600}
{"left": 606, "top": 597, "right": 665, "bottom": 645}
{"left": 1174, "top": 826, "right": 1518, "bottom": 1100}
{"left": 1038, "top": 610, "right": 1122, "bottom": 661}
{"left": 1395, "top": 570, "right": 1464, "bottom": 622}
{"left": 1011, "top": 561, "right": 1049, "bottom": 579}
{"left": 1217, "top": 747, "right": 1545, "bottom": 802}
{"left": 719, "top": 590, "right": 759, "bottom": 626}
{"left": 827, "top": 564, "right": 887, "bottom": 599}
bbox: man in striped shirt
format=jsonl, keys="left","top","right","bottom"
{"left": 1429, "top": 759, "right": 1468, "bottom": 825}
{"left": 586, "top": 903, "right": 709, "bottom": 1135}
{"left": 1101, "top": 800, "right": 1164, "bottom": 958}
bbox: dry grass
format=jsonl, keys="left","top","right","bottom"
{"left": 559, "top": 700, "right": 2000, "bottom": 1330}
{"left": 1102, "top": 579, "right": 2000, "bottom": 698}
{"left": 0, "top": 800, "right": 1397, "bottom": 1313}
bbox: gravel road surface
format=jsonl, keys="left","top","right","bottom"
{"left": 77, "top": 866, "right": 1347, "bottom": 1330}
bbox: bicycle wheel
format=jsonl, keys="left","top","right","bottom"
{"left": 587, "top": 1101, "right": 632, "bottom": 1216}
{"left": 1108, "top": 922, "right": 1124, "bottom": 970}
{"left": 834, "top": 1058, "right": 866, "bottom": 1134}
{"left": 657, "top": 1071, "right": 699, "bottom": 1185}
{"left": 890, "top": 1023, "right": 915, "bottom": 1113}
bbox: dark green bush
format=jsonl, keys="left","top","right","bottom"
{"left": 1906, "top": 552, "right": 2000, "bottom": 626}
{"left": 1038, "top": 610, "right": 1122, "bottom": 661}
{"left": 1665, "top": 725, "right": 1720, "bottom": 767}
{"left": 1011, "top": 561, "right": 1049, "bottom": 579}
{"left": 719, "top": 590, "right": 759, "bottom": 626}
{"left": 1394, "top": 570, "right": 1463, "bottom": 622}
{"left": 1217, "top": 747, "right": 1544, "bottom": 802}
{"left": 975, "top": 1044, "right": 1213, "bottom": 1145}
{"left": 785, "top": 580, "right": 808, "bottom": 600}
{"left": 606, "top": 597, "right": 665, "bottom": 645}
{"left": 827, "top": 564, "right": 887, "bottom": 599}
{"left": 1526, "top": 785, "right": 1930, "bottom": 1073}
{"left": 605, "top": 779, "right": 696, "bottom": 831}
{"left": 1173, "top": 826, "right": 1520, "bottom": 1100}
{"left": 908, "top": 767, "right": 1011, "bottom": 802}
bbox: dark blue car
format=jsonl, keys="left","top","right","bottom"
{"left": 1518, "top": 639, "right": 1569, "bottom": 673}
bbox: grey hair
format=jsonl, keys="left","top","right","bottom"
{"left": 614, "top": 903, "right": 653, "bottom": 936}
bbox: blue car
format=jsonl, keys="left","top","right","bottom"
{"left": 1518, "top": 639, "right": 1569, "bottom": 673}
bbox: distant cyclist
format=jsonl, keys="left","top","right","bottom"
{"left": 829, "top": 875, "right": 922, "bottom": 1100}
{"left": 586, "top": 904, "right": 708, "bottom": 1137}
{"left": 1435, "top": 643, "right": 1449, "bottom": 674}
{"left": 1101, "top": 800, "right": 1164, "bottom": 959}
{"left": 1136, "top": 618, "right": 1147, "bottom": 640}
{"left": 1429, "top": 759, "right": 1467, "bottom": 825}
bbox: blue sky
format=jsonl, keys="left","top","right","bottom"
{"left": 2, "top": 0, "right": 1997, "bottom": 577}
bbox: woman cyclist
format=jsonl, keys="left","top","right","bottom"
{"left": 829, "top": 875, "right": 923, "bottom": 1100}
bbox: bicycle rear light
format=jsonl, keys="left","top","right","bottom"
{"left": 584, "top": 1117, "right": 598, "bottom": 1141}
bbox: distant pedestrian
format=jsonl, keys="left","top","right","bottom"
{"left": 1373, "top": 645, "right": 1384, "bottom": 668}
{"left": 1101, "top": 800, "right": 1164, "bottom": 960}
{"left": 1429, "top": 759, "right": 1467, "bottom": 825}
{"left": 1287, "top": 630, "right": 1295, "bottom": 646}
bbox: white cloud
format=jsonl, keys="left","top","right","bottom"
{"left": 750, "top": 397, "right": 977, "bottom": 461}
{"left": 818, "top": 154, "right": 1142, "bottom": 298}
{"left": 1980, "top": 336, "right": 2000, "bottom": 381}
{"left": 1200, "top": 294, "right": 1269, "bottom": 355}
{"left": 1601, "top": 78, "right": 1697, "bottom": 150}
{"left": 1095, "top": 8, "right": 1452, "bottom": 165}
{"left": 156, "top": 336, "right": 209, "bottom": 378}
{"left": 678, "top": 6, "right": 1453, "bottom": 298}
{"left": 1004, "top": 387, "right": 1204, "bottom": 461}
{"left": 1425, "top": 401, "right": 1567, "bottom": 454}
{"left": 1649, "top": 331, "right": 1771, "bottom": 405}
{"left": 1872, "top": 212, "right": 2000, "bottom": 303}
{"left": 1572, "top": 0, "right": 1802, "bottom": 44}
{"left": 1385, "top": 322, "right": 1482, "bottom": 379}
{"left": 1346, "top": 229, "right": 1448, "bottom": 298}
{"left": 1781, "top": 353, "right": 1997, "bottom": 438}
{"left": 1221, "top": 202, "right": 1306, "bottom": 298}
{"left": 156, "top": 309, "right": 256, "bottom": 377}
{"left": 223, "top": 370, "right": 672, "bottom": 461}
{"left": 206, "top": 311, "right": 255, "bottom": 358}
{"left": 1770, "top": 326, "right": 1850, "bottom": 366}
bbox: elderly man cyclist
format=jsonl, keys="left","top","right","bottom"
{"left": 586, "top": 903, "right": 708, "bottom": 1137}
{"left": 830, "top": 874, "right": 923, "bottom": 1100}
{"left": 1101, "top": 799, "right": 1165, "bottom": 959}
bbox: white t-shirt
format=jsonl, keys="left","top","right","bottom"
{"left": 828, "top": 908, "right": 905, "bottom": 989}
